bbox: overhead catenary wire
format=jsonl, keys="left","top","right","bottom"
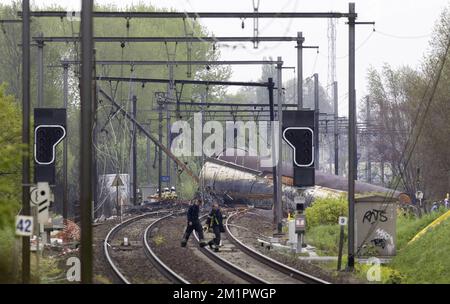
{"left": 319, "top": 29, "right": 374, "bottom": 61}
{"left": 375, "top": 29, "right": 431, "bottom": 40}
{"left": 356, "top": 29, "right": 450, "bottom": 255}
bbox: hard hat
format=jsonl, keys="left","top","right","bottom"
{"left": 171, "top": 186, "right": 176, "bottom": 190}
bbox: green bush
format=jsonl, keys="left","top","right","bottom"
{"left": 0, "top": 83, "right": 22, "bottom": 229}
{"left": 39, "top": 256, "right": 65, "bottom": 284}
{"left": 305, "top": 224, "right": 346, "bottom": 256}
{"left": 382, "top": 267, "right": 405, "bottom": 284}
{"left": 0, "top": 84, "right": 22, "bottom": 283}
{"left": 356, "top": 263, "right": 405, "bottom": 284}
{"left": 0, "top": 227, "right": 17, "bottom": 283}
{"left": 305, "top": 196, "right": 348, "bottom": 228}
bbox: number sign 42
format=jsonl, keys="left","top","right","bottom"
{"left": 15, "top": 215, "right": 34, "bottom": 237}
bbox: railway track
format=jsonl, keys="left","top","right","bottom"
{"left": 103, "top": 210, "right": 176, "bottom": 284}
{"left": 224, "top": 210, "right": 330, "bottom": 284}
{"left": 143, "top": 213, "right": 244, "bottom": 284}
{"left": 143, "top": 214, "right": 190, "bottom": 284}
{"left": 194, "top": 214, "right": 269, "bottom": 284}
{"left": 192, "top": 211, "right": 309, "bottom": 284}
{"left": 103, "top": 207, "right": 328, "bottom": 284}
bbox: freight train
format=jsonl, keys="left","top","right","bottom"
{"left": 199, "top": 148, "right": 403, "bottom": 211}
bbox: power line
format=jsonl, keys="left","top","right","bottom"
{"left": 375, "top": 29, "right": 431, "bottom": 40}
{"left": 356, "top": 29, "right": 450, "bottom": 255}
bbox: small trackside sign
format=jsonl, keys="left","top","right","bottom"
{"left": 30, "top": 182, "right": 53, "bottom": 224}
{"left": 15, "top": 215, "right": 34, "bottom": 237}
{"left": 339, "top": 216, "right": 348, "bottom": 226}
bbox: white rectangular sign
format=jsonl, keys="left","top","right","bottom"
{"left": 339, "top": 216, "right": 348, "bottom": 226}
{"left": 15, "top": 215, "right": 34, "bottom": 237}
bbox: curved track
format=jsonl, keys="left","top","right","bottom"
{"left": 103, "top": 208, "right": 329, "bottom": 284}
{"left": 194, "top": 215, "right": 268, "bottom": 284}
{"left": 143, "top": 214, "right": 190, "bottom": 284}
{"left": 225, "top": 210, "right": 330, "bottom": 284}
{"left": 103, "top": 210, "right": 172, "bottom": 284}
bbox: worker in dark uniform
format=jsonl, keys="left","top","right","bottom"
{"left": 205, "top": 202, "right": 225, "bottom": 252}
{"left": 181, "top": 199, "right": 206, "bottom": 247}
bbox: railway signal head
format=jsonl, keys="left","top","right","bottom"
{"left": 282, "top": 127, "right": 314, "bottom": 167}
{"left": 34, "top": 108, "right": 67, "bottom": 184}
{"left": 34, "top": 125, "right": 66, "bottom": 165}
{"left": 296, "top": 202, "right": 305, "bottom": 213}
{"left": 282, "top": 110, "right": 315, "bottom": 187}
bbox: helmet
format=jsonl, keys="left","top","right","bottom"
{"left": 171, "top": 186, "right": 176, "bottom": 191}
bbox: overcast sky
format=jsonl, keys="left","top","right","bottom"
{"left": 3, "top": 0, "right": 449, "bottom": 115}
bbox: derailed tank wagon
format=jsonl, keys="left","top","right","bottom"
{"left": 199, "top": 149, "right": 403, "bottom": 212}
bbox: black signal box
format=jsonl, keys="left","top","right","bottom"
{"left": 282, "top": 110, "right": 315, "bottom": 187}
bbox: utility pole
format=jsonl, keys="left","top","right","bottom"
{"left": 347, "top": 2, "right": 356, "bottom": 271}
{"left": 21, "top": 0, "right": 31, "bottom": 284}
{"left": 116, "top": 181, "right": 120, "bottom": 223}
{"left": 167, "top": 63, "right": 174, "bottom": 188}
{"left": 329, "top": 133, "right": 333, "bottom": 173}
{"left": 62, "top": 62, "right": 69, "bottom": 220}
{"left": 146, "top": 121, "right": 151, "bottom": 185}
{"left": 268, "top": 78, "right": 279, "bottom": 234}
{"left": 295, "top": 33, "right": 319, "bottom": 109}
{"left": 92, "top": 49, "right": 98, "bottom": 219}
{"left": 200, "top": 101, "right": 205, "bottom": 204}
{"left": 158, "top": 104, "right": 163, "bottom": 198}
{"left": 314, "top": 73, "right": 319, "bottom": 170}
{"left": 132, "top": 95, "right": 137, "bottom": 205}
{"left": 170, "top": 72, "right": 178, "bottom": 191}
{"left": 276, "top": 57, "right": 283, "bottom": 234}
{"left": 366, "top": 95, "right": 372, "bottom": 183}
{"left": 296, "top": 32, "right": 304, "bottom": 109}
{"left": 37, "top": 32, "right": 44, "bottom": 107}
{"left": 80, "top": 0, "right": 93, "bottom": 284}
{"left": 334, "top": 81, "right": 339, "bottom": 175}
{"left": 165, "top": 105, "right": 170, "bottom": 189}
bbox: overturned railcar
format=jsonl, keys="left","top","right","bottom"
{"left": 200, "top": 149, "right": 401, "bottom": 211}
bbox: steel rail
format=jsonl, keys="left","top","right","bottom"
{"left": 225, "top": 210, "right": 330, "bottom": 284}
{"left": 143, "top": 213, "right": 190, "bottom": 284}
{"left": 103, "top": 210, "right": 172, "bottom": 284}
{"left": 193, "top": 214, "right": 269, "bottom": 284}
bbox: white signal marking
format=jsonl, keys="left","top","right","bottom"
{"left": 34, "top": 125, "right": 66, "bottom": 165}
{"left": 282, "top": 127, "right": 315, "bottom": 167}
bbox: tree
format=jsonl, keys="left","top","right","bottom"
{"left": 0, "top": 83, "right": 22, "bottom": 283}
{"left": 366, "top": 64, "right": 425, "bottom": 193}
{"left": 0, "top": 2, "right": 232, "bottom": 217}
{"left": 365, "top": 4, "right": 450, "bottom": 199}
{"left": 0, "top": 84, "right": 21, "bottom": 227}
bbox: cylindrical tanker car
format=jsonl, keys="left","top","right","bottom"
{"left": 200, "top": 148, "right": 403, "bottom": 212}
